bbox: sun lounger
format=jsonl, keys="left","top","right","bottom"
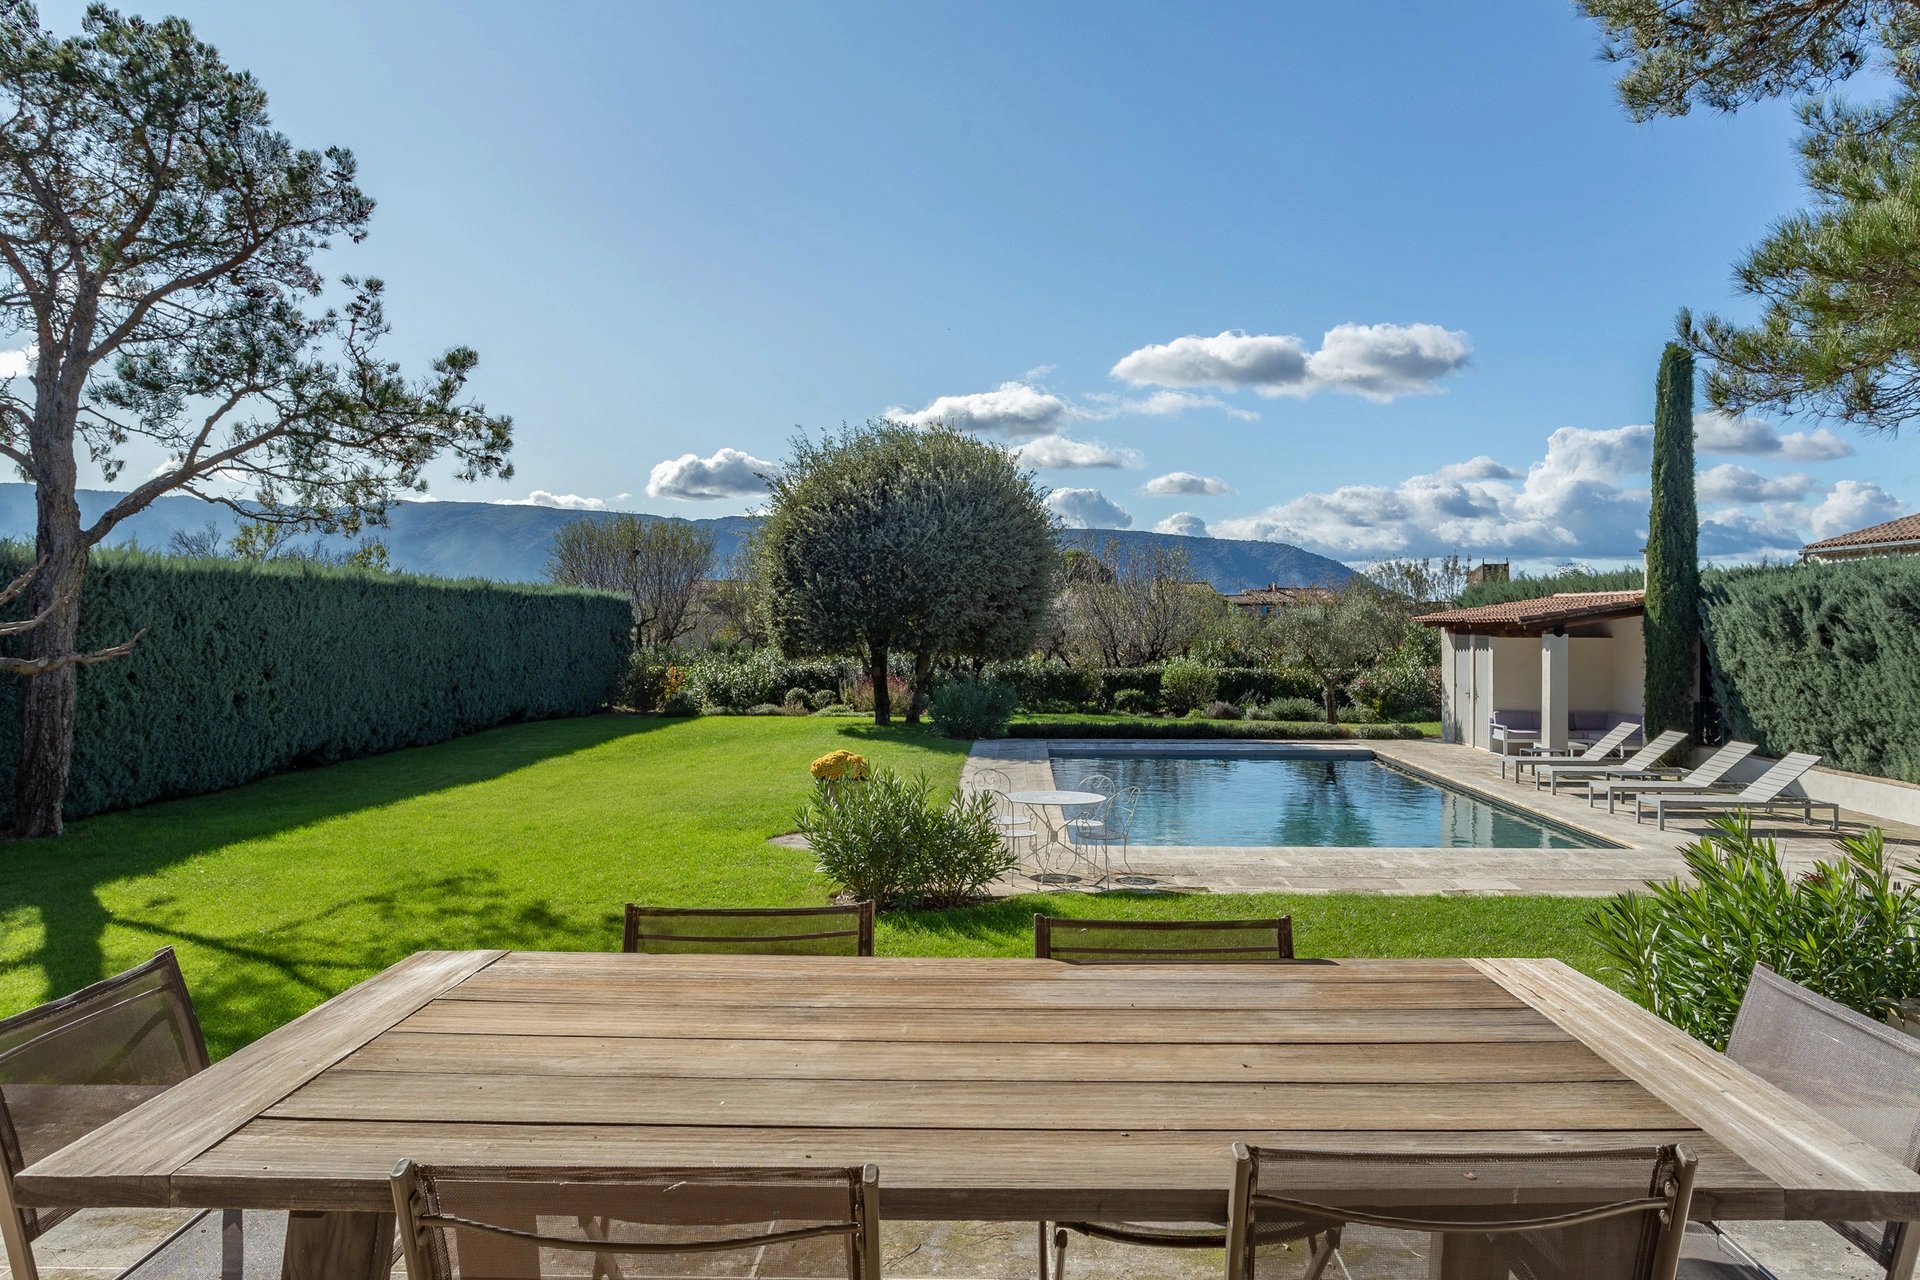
{"left": 1639, "top": 751, "right": 1838, "bottom": 830}
{"left": 1589, "top": 740, "right": 1758, "bottom": 813}
{"left": 1502, "top": 720, "right": 1639, "bottom": 781}
{"left": 1533, "top": 730, "right": 1688, "bottom": 795}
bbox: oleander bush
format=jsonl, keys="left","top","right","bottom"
{"left": 796, "top": 767, "right": 1014, "bottom": 907}
{"left": 0, "top": 545, "right": 630, "bottom": 822}
{"left": 1589, "top": 814, "right": 1920, "bottom": 1048}
{"left": 929, "top": 676, "right": 1018, "bottom": 740}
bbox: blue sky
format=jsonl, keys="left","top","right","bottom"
{"left": 34, "top": 0, "right": 1920, "bottom": 565}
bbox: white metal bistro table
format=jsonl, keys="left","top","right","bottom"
{"left": 1006, "top": 789, "right": 1108, "bottom": 883}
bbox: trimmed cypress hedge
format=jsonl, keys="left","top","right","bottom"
{"left": 0, "top": 547, "right": 632, "bottom": 822}
{"left": 1700, "top": 558, "right": 1920, "bottom": 783}
{"left": 1008, "top": 718, "right": 1423, "bottom": 741}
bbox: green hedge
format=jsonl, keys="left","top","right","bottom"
{"left": 1094, "top": 666, "right": 1320, "bottom": 707}
{"left": 1008, "top": 718, "right": 1423, "bottom": 741}
{"left": 678, "top": 651, "right": 858, "bottom": 710}
{"left": 0, "top": 547, "right": 632, "bottom": 822}
{"left": 982, "top": 659, "right": 1100, "bottom": 709}
{"left": 1700, "top": 558, "right": 1920, "bottom": 783}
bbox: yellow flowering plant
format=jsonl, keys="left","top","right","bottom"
{"left": 810, "top": 750, "right": 869, "bottom": 784}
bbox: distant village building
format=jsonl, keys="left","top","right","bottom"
{"left": 1801, "top": 512, "right": 1920, "bottom": 563}
{"left": 1221, "top": 583, "right": 1338, "bottom": 618}
{"left": 1465, "top": 561, "right": 1510, "bottom": 587}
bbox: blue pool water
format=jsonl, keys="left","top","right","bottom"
{"left": 1048, "top": 750, "right": 1603, "bottom": 849}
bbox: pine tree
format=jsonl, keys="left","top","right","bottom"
{"left": 1645, "top": 344, "right": 1701, "bottom": 741}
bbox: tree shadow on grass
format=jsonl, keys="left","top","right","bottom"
{"left": 4, "top": 714, "right": 675, "bottom": 1031}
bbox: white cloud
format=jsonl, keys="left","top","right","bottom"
{"left": 1155, "top": 512, "right": 1209, "bottom": 537}
{"left": 0, "top": 346, "right": 35, "bottom": 379}
{"left": 1144, "top": 471, "right": 1232, "bottom": 496}
{"left": 1695, "top": 411, "right": 1854, "bottom": 461}
{"left": 1206, "top": 419, "right": 1906, "bottom": 562}
{"left": 1780, "top": 428, "right": 1855, "bottom": 460}
{"left": 494, "top": 490, "right": 609, "bottom": 510}
{"left": 1085, "top": 389, "right": 1261, "bottom": 422}
{"left": 646, "top": 447, "right": 775, "bottom": 501}
{"left": 1808, "top": 479, "right": 1907, "bottom": 540}
{"left": 1696, "top": 464, "right": 1819, "bottom": 504}
{"left": 887, "top": 381, "right": 1070, "bottom": 439}
{"left": 1013, "top": 435, "right": 1140, "bottom": 470}
{"left": 1045, "top": 487, "right": 1133, "bottom": 530}
{"left": 1110, "top": 323, "right": 1471, "bottom": 403}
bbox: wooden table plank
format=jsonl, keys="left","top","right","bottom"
{"left": 445, "top": 972, "right": 1527, "bottom": 1010}
{"left": 168, "top": 1120, "right": 1775, "bottom": 1221}
{"left": 340, "top": 1033, "right": 1625, "bottom": 1084}
{"left": 1475, "top": 958, "right": 1920, "bottom": 1222}
{"left": 395, "top": 1000, "right": 1566, "bottom": 1044}
{"left": 12, "top": 950, "right": 503, "bottom": 1208}
{"left": 263, "top": 1071, "right": 1685, "bottom": 1131}
{"left": 476, "top": 953, "right": 1489, "bottom": 982}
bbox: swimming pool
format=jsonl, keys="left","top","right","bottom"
{"left": 1048, "top": 748, "right": 1605, "bottom": 849}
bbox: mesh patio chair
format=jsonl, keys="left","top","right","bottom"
{"left": 0, "top": 948, "right": 289, "bottom": 1280}
{"left": 621, "top": 904, "right": 875, "bottom": 956}
{"left": 1033, "top": 915, "right": 1294, "bottom": 963}
{"left": 1034, "top": 915, "right": 1296, "bottom": 1280}
{"left": 1638, "top": 752, "right": 1839, "bottom": 831}
{"left": 1504, "top": 721, "right": 1639, "bottom": 781}
{"left": 1227, "top": 1143, "right": 1697, "bottom": 1280}
{"left": 1590, "top": 741, "right": 1757, "bottom": 813}
{"left": 390, "top": 1160, "right": 881, "bottom": 1280}
{"left": 1677, "top": 966, "right": 1920, "bottom": 1280}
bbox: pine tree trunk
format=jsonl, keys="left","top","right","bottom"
{"left": 869, "top": 640, "right": 891, "bottom": 726}
{"left": 14, "top": 469, "right": 87, "bottom": 838}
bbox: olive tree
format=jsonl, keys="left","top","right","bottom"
{"left": 1059, "top": 541, "right": 1222, "bottom": 667}
{"left": 547, "top": 515, "right": 716, "bottom": 648}
{"left": 0, "top": 6, "right": 512, "bottom": 835}
{"left": 1266, "top": 580, "right": 1413, "bottom": 723}
{"left": 758, "top": 421, "right": 1056, "bottom": 725}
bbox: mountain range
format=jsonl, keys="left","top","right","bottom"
{"left": 0, "top": 485, "right": 1355, "bottom": 592}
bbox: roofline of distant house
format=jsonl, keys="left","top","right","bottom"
{"left": 1801, "top": 536, "right": 1920, "bottom": 558}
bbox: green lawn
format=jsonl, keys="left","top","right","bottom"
{"left": 0, "top": 714, "right": 1609, "bottom": 1057}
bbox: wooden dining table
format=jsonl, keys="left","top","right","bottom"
{"left": 16, "top": 951, "right": 1920, "bottom": 1279}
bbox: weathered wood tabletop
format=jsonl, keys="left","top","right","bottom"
{"left": 17, "top": 951, "right": 1920, "bottom": 1280}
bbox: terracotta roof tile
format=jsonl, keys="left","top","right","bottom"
{"left": 1416, "top": 590, "right": 1645, "bottom": 633}
{"left": 1802, "top": 512, "right": 1920, "bottom": 553}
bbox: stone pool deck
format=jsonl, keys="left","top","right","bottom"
{"left": 966, "top": 738, "right": 1920, "bottom": 897}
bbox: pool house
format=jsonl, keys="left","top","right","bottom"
{"left": 1419, "top": 590, "right": 1647, "bottom": 753}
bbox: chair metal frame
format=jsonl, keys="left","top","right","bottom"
{"left": 1504, "top": 721, "right": 1639, "bottom": 781}
{"left": 389, "top": 1159, "right": 882, "bottom": 1280}
{"left": 1067, "top": 785, "right": 1142, "bottom": 882}
{"left": 621, "top": 902, "right": 876, "bottom": 956}
{"left": 1682, "top": 966, "right": 1920, "bottom": 1280}
{"left": 0, "top": 948, "right": 259, "bottom": 1280}
{"left": 1226, "top": 1142, "right": 1698, "bottom": 1280}
{"left": 1033, "top": 914, "right": 1295, "bottom": 963}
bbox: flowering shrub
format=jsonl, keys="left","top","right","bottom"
{"left": 810, "top": 750, "right": 870, "bottom": 783}
{"left": 848, "top": 673, "right": 911, "bottom": 713}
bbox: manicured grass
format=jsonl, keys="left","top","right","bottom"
{"left": 0, "top": 713, "right": 1610, "bottom": 1057}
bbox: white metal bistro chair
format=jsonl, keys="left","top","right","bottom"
{"left": 1068, "top": 785, "right": 1142, "bottom": 882}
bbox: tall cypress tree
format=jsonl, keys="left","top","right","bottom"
{"left": 1644, "top": 343, "right": 1700, "bottom": 740}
